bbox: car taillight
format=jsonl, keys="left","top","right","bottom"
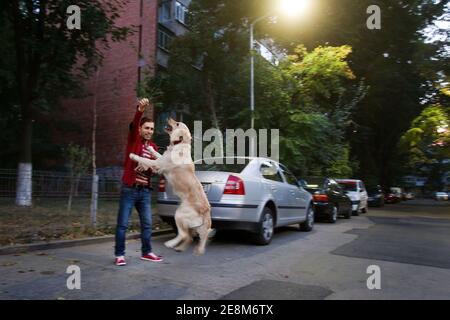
{"left": 159, "top": 176, "right": 166, "bottom": 192}
{"left": 313, "top": 194, "right": 329, "bottom": 202}
{"left": 223, "top": 175, "right": 245, "bottom": 195}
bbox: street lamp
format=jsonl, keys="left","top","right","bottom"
{"left": 249, "top": 0, "right": 311, "bottom": 155}
{"left": 279, "top": 0, "right": 312, "bottom": 17}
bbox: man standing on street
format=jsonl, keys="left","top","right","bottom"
{"left": 114, "top": 98, "right": 163, "bottom": 266}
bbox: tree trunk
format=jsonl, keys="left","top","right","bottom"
{"left": 203, "top": 76, "right": 220, "bottom": 130}
{"left": 11, "top": 1, "right": 40, "bottom": 207}
{"left": 67, "top": 175, "right": 74, "bottom": 212}
{"left": 203, "top": 76, "right": 223, "bottom": 157}
{"left": 74, "top": 174, "right": 81, "bottom": 197}
{"left": 90, "top": 69, "right": 100, "bottom": 228}
{"left": 15, "top": 117, "right": 33, "bottom": 206}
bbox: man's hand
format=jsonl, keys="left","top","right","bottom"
{"left": 135, "top": 164, "right": 148, "bottom": 172}
{"left": 137, "top": 98, "right": 150, "bottom": 112}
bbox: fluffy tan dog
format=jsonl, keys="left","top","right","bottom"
{"left": 130, "top": 118, "right": 213, "bottom": 255}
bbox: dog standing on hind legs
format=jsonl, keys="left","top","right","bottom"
{"left": 129, "top": 118, "right": 213, "bottom": 255}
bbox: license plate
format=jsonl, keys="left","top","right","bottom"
{"left": 202, "top": 183, "right": 210, "bottom": 194}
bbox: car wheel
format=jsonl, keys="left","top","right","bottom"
{"left": 253, "top": 207, "right": 274, "bottom": 245}
{"left": 344, "top": 207, "right": 352, "bottom": 219}
{"left": 329, "top": 206, "right": 338, "bottom": 223}
{"left": 361, "top": 205, "right": 368, "bottom": 213}
{"left": 300, "top": 205, "right": 314, "bottom": 231}
{"left": 352, "top": 209, "right": 360, "bottom": 216}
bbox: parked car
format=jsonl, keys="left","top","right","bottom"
{"left": 157, "top": 157, "right": 314, "bottom": 245}
{"left": 390, "top": 187, "right": 405, "bottom": 201}
{"left": 384, "top": 191, "right": 402, "bottom": 204}
{"left": 404, "top": 192, "right": 415, "bottom": 200}
{"left": 336, "top": 179, "right": 369, "bottom": 215}
{"left": 434, "top": 192, "right": 449, "bottom": 201}
{"left": 303, "top": 178, "right": 352, "bottom": 222}
{"left": 367, "top": 185, "right": 385, "bottom": 207}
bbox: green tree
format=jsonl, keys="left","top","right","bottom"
{"left": 1, "top": 0, "right": 131, "bottom": 206}
{"left": 399, "top": 104, "right": 450, "bottom": 189}
{"left": 269, "top": 0, "right": 448, "bottom": 188}
{"left": 276, "top": 45, "right": 361, "bottom": 176}
{"left": 64, "top": 143, "right": 91, "bottom": 212}
{"left": 142, "top": 0, "right": 359, "bottom": 178}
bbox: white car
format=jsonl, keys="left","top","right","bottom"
{"left": 434, "top": 192, "right": 449, "bottom": 201}
{"left": 336, "top": 179, "right": 369, "bottom": 215}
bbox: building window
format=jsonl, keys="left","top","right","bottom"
{"left": 158, "top": 29, "right": 173, "bottom": 51}
{"left": 175, "top": 1, "right": 188, "bottom": 24}
{"left": 158, "top": 1, "right": 171, "bottom": 23}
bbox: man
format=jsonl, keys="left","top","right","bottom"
{"left": 114, "top": 98, "right": 163, "bottom": 266}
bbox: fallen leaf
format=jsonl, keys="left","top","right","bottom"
{"left": 40, "top": 271, "right": 55, "bottom": 275}
{"left": 0, "top": 262, "right": 17, "bottom": 267}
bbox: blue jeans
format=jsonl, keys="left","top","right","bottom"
{"left": 115, "top": 185, "right": 152, "bottom": 256}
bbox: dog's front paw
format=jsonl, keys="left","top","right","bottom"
{"left": 129, "top": 153, "right": 139, "bottom": 161}
{"left": 147, "top": 146, "right": 157, "bottom": 155}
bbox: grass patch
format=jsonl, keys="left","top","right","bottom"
{"left": 0, "top": 197, "right": 169, "bottom": 246}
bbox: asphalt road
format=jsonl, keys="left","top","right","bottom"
{"left": 0, "top": 199, "right": 449, "bottom": 300}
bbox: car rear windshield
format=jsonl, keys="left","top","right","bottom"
{"left": 367, "top": 187, "right": 381, "bottom": 193}
{"left": 302, "top": 178, "right": 325, "bottom": 192}
{"left": 194, "top": 161, "right": 247, "bottom": 173}
{"left": 338, "top": 181, "right": 357, "bottom": 192}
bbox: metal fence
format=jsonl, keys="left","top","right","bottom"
{"left": 0, "top": 168, "right": 157, "bottom": 199}
{"left": 0, "top": 168, "right": 166, "bottom": 246}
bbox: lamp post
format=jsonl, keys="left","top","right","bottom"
{"left": 249, "top": 0, "right": 310, "bottom": 156}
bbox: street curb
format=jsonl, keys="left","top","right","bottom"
{"left": 0, "top": 228, "right": 174, "bottom": 256}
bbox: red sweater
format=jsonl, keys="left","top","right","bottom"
{"left": 121, "top": 109, "right": 158, "bottom": 187}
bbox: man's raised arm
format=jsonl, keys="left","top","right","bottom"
{"left": 128, "top": 98, "right": 150, "bottom": 141}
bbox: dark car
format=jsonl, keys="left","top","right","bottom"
{"left": 303, "top": 178, "right": 353, "bottom": 222}
{"left": 367, "top": 185, "right": 385, "bottom": 207}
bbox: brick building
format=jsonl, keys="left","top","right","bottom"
{"left": 56, "top": 0, "right": 191, "bottom": 173}
{"left": 56, "top": 0, "right": 158, "bottom": 172}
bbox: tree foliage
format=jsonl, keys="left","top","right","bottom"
{"left": 0, "top": 0, "right": 132, "bottom": 167}
{"left": 399, "top": 104, "right": 450, "bottom": 188}
{"left": 143, "top": 0, "right": 359, "bottom": 177}
{"left": 272, "top": 0, "right": 449, "bottom": 187}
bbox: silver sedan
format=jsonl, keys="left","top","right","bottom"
{"left": 157, "top": 157, "right": 314, "bottom": 245}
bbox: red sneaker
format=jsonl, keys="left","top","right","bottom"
{"left": 141, "top": 253, "right": 163, "bottom": 262}
{"left": 115, "top": 257, "right": 126, "bottom": 266}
